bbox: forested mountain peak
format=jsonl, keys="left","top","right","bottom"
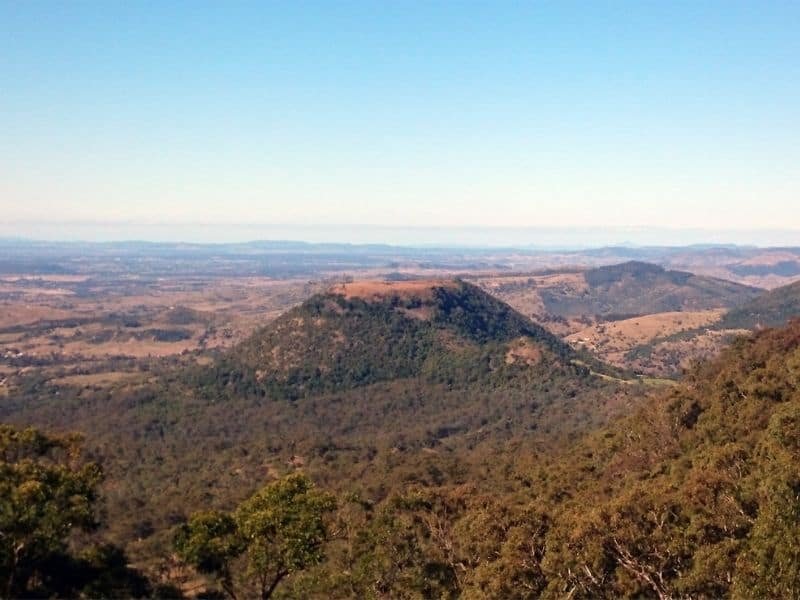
{"left": 220, "top": 280, "right": 587, "bottom": 400}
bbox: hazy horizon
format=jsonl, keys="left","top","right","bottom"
{"left": 3, "top": 221, "right": 800, "bottom": 249}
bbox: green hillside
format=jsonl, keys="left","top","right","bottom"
{"left": 197, "top": 280, "right": 586, "bottom": 400}
{"left": 542, "top": 261, "right": 761, "bottom": 318}
{"left": 271, "top": 320, "right": 800, "bottom": 598}
{"left": 496, "top": 318, "right": 800, "bottom": 598}
{"left": 718, "top": 279, "right": 800, "bottom": 330}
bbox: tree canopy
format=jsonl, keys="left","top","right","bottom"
{"left": 175, "top": 473, "right": 336, "bottom": 599}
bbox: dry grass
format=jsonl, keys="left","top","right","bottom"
{"left": 567, "top": 310, "right": 725, "bottom": 351}
{"left": 566, "top": 310, "right": 728, "bottom": 375}
{"left": 330, "top": 280, "right": 456, "bottom": 301}
{"left": 0, "top": 304, "right": 75, "bottom": 328}
{"left": 0, "top": 277, "right": 324, "bottom": 365}
{"left": 0, "top": 284, "right": 75, "bottom": 296}
{"left": 505, "top": 338, "right": 543, "bottom": 365}
{"left": 643, "top": 328, "right": 751, "bottom": 371}
{"left": 58, "top": 339, "right": 198, "bottom": 358}
{"left": 736, "top": 251, "right": 800, "bottom": 266}
{"left": 473, "top": 272, "right": 590, "bottom": 334}
{"left": 50, "top": 371, "right": 143, "bottom": 387}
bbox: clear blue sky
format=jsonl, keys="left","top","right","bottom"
{"left": 1, "top": 1, "right": 799, "bottom": 242}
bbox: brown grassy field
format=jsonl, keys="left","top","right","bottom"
{"left": 566, "top": 310, "right": 752, "bottom": 375}
{"left": 330, "top": 279, "right": 456, "bottom": 300}
{"left": 0, "top": 305, "right": 76, "bottom": 328}
{"left": 567, "top": 310, "right": 725, "bottom": 352}
{"left": 49, "top": 371, "right": 146, "bottom": 387}
{"left": 0, "top": 274, "right": 327, "bottom": 390}
{"left": 473, "top": 273, "right": 592, "bottom": 335}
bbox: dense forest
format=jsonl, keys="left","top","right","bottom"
{"left": 2, "top": 282, "right": 799, "bottom": 598}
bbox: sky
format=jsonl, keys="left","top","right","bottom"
{"left": 1, "top": 1, "right": 799, "bottom": 244}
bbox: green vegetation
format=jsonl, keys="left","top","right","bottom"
{"left": 0, "top": 426, "right": 154, "bottom": 598}
{"left": 175, "top": 474, "right": 336, "bottom": 599}
{"left": 207, "top": 280, "right": 589, "bottom": 400}
{"left": 281, "top": 321, "right": 800, "bottom": 598}
{"left": 719, "top": 280, "right": 800, "bottom": 330}
{"left": 541, "top": 261, "right": 761, "bottom": 318}
{"left": 0, "top": 282, "right": 624, "bottom": 574}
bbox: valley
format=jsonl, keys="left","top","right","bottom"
{"left": 2, "top": 240, "right": 800, "bottom": 598}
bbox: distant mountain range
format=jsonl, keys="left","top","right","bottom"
{"left": 2, "top": 238, "right": 800, "bottom": 287}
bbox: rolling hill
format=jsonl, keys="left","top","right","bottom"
{"left": 274, "top": 318, "right": 800, "bottom": 599}
{"left": 476, "top": 262, "right": 765, "bottom": 376}
{"left": 499, "top": 318, "right": 800, "bottom": 598}
{"left": 479, "top": 261, "right": 761, "bottom": 328}
{"left": 577, "top": 261, "right": 761, "bottom": 313}
{"left": 604, "top": 279, "right": 800, "bottom": 376}
{"left": 717, "top": 279, "right": 800, "bottom": 330}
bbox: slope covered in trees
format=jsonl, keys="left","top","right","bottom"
{"left": 167, "top": 319, "right": 800, "bottom": 598}
{"left": 511, "top": 318, "right": 800, "bottom": 597}
{"left": 2, "top": 287, "right": 800, "bottom": 597}
{"left": 718, "top": 279, "right": 800, "bottom": 330}
{"left": 579, "top": 261, "right": 761, "bottom": 314}
{"left": 202, "top": 279, "right": 588, "bottom": 400}
{"left": 0, "top": 426, "right": 160, "bottom": 598}
{"left": 263, "top": 320, "right": 800, "bottom": 598}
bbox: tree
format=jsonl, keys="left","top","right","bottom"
{"left": 173, "top": 511, "right": 241, "bottom": 599}
{"left": 175, "top": 474, "right": 336, "bottom": 599}
{"left": 0, "top": 425, "right": 103, "bottom": 598}
{"left": 733, "top": 402, "right": 800, "bottom": 598}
